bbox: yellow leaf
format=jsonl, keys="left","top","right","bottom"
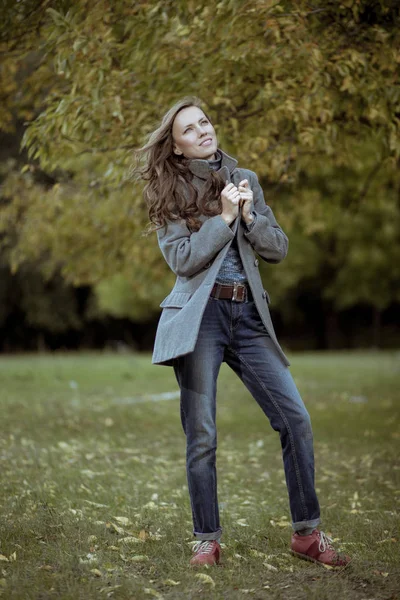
{"left": 90, "top": 568, "right": 102, "bottom": 577}
{"left": 0, "top": 555, "right": 9, "bottom": 562}
{"left": 110, "top": 523, "right": 125, "bottom": 534}
{"left": 163, "top": 579, "right": 180, "bottom": 586}
{"left": 144, "top": 588, "right": 163, "bottom": 598}
{"left": 99, "top": 585, "right": 122, "bottom": 594}
{"left": 276, "top": 520, "right": 291, "bottom": 528}
{"left": 113, "top": 516, "right": 131, "bottom": 526}
{"left": 236, "top": 519, "right": 249, "bottom": 527}
{"left": 263, "top": 562, "right": 278, "bottom": 572}
{"left": 249, "top": 549, "right": 268, "bottom": 558}
{"left": 195, "top": 573, "right": 215, "bottom": 587}
{"left": 118, "top": 536, "right": 141, "bottom": 544}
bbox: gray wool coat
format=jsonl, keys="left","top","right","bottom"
{"left": 152, "top": 150, "right": 290, "bottom": 367}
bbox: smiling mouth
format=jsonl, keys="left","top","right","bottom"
{"left": 200, "top": 138, "right": 213, "bottom": 146}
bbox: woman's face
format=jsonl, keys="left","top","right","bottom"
{"left": 172, "top": 106, "right": 218, "bottom": 160}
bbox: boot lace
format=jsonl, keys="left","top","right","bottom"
{"left": 318, "top": 531, "right": 334, "bottom": 553}
{"left": 193, "top": 541, "right": 216, "bottom": 555}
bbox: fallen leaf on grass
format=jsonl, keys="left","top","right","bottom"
{"left": 195, "top": 573, "right": 215, "bottom": 587}
{"left": 9, "top": 552, "right": 16, "bottom": 562}
{"left": 90, "top": 568, "right": 102, "bottom": 577}
{"left": 112, "top": 516, "right": 131, "bottom": 526}
{"left": 263, "top": 562, "right": 278, "bottom": 572}
{"left": 0, "top": 556, "right": 9, "bottom": 562}
{"left": 99, "top": 585, "right": 122, "bottom": 594}
{"left": 80, "top": 469, "right": 106, "bottom": 479}
{"left": 109, "top": 522, "right": 125, "bottom": 535}
{"left": 373, "top": 570, "right": 389, "bottom": 577}
{"left": 39, "top": 565, "right": 53, "bottom": 571}
{"left": 163, "top": 579, "right": 180, "bottom": 586}
{"left": 236, "top": 519, "right": 249, "bottom": 527}
{"left": 249, "top": 549, "right": 269, "bottom": 559}
{"left": 275, "top": 520, "right": 291, "bottom": 528}
{"left": 139, "top": 529, "right": 149, "bottom": 540}
{"left": 234, "top": 553, "right": 247, "bottom": 561}
{"left": 269, "top": 518, "right": 290, "bottom": 528}
{"left": 130, "top": 555, "right": 149, "bottom": 562}
{"left": 79, "top": 553, "right": 97, "bottom": 564}
{"left": 118, "top": 536, "right": 141, "bottom": 544}
{"left": 84, "top": 500, "right": 109, "bottom": 508}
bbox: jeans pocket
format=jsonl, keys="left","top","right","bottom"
{"left": 248, "top": 302, "right": 270, "bottom": 335}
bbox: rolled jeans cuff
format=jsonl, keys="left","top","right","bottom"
{"left": 193, "top": 528, "right": 222, "bottom": 541}
{"left": 292, "top": 518, "right": 320, "bottom": 532}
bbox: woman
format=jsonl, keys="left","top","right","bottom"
{"left": 138, "top": 97, "right": 349, "bottom": 568}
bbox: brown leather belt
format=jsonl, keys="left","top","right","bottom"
{"left": 210, "top": 282, "right": 250, "bottom": 302}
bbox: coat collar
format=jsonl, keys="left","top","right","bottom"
{"left": 188, "top": 149, "right": 238, "bottom": 180}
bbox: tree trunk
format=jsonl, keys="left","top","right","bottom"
{"left": 372, "top": 307, "right": 381, "bottom": 348}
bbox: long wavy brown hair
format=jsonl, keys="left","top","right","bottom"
{"left": 136, "top": 97, "right": 225, "bottom": 232}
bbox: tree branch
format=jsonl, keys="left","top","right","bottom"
{"left": 358, "top": 157, "right": 385, "bottom": 206}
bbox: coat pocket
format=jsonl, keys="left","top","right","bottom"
{"left": 159, "top": 291, "right": 192, "bottom": 308}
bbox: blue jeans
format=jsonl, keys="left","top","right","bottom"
{"left": 173, "top": 295, "right": 320, "bottom": 541}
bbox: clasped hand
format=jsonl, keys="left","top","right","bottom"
{"left": 220, "top": 180, "right": 254, "bottom": 226}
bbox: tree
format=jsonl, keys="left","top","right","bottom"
{"left": 1, "top": 0, "right": 399, "bottom": 330}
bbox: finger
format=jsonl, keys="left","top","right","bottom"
{"left": 238, "top": 179, "right": 249, "bottom": 188}
{"left": 229, "top": 192, "right": 241, "bottom": 202}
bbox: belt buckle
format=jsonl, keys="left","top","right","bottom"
{"left": 232, "top": 282, "right": 242, "bottom": 302}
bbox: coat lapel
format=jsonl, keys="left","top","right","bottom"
{"left": 188, "top": 149, "right": 238, "bottom": 180}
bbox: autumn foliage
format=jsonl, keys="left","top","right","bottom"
{"left": 0, "top": 0, "right": 399, "bottom": 338}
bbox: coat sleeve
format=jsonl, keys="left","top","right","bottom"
{"left": 243, "top": 172, "right": 288, "bottom": 264}
{"left": 157, "top": 215, "right": 235, "bottom": 277}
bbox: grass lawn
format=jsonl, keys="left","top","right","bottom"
{"left": 0, "top": 351, "right": 399, "bottom": 599}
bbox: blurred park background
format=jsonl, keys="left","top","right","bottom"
{"left": 1, "top": 0, "right": 399, "bottom": 354}
{"left": 1, "top": 3, "right": 400, "bottom": 599}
